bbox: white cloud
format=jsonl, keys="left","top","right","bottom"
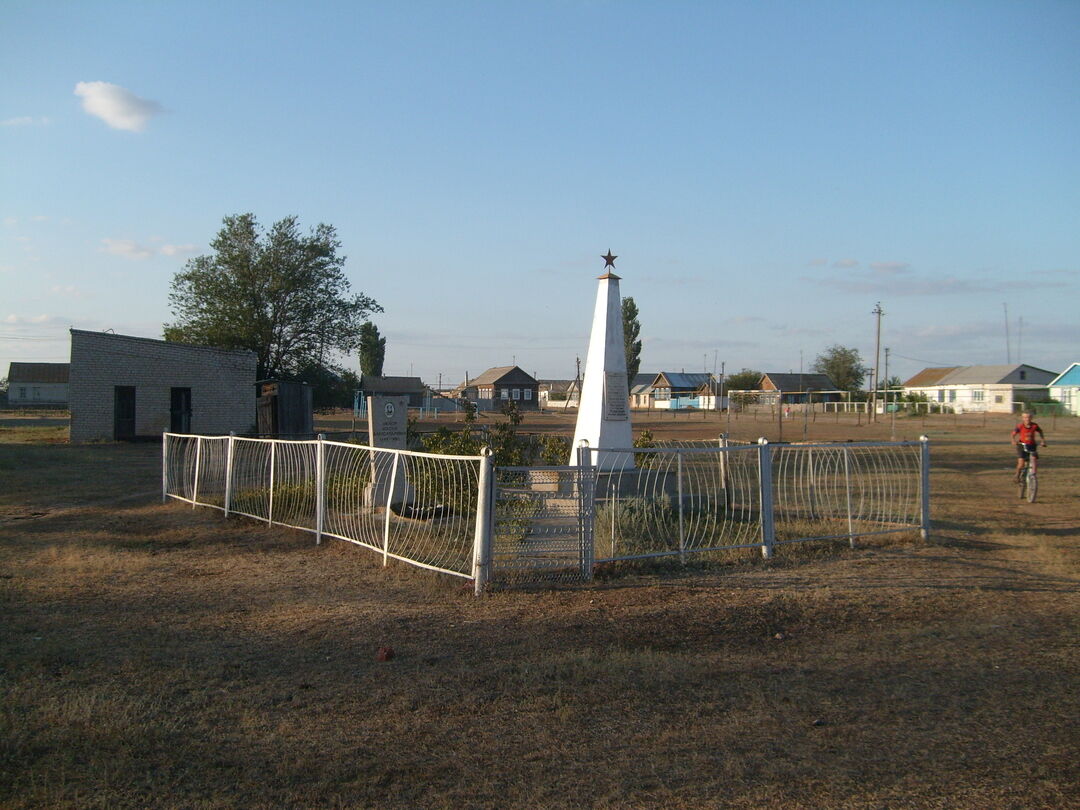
{"left": 101, "top": 238, "right": 155, "bottom": 260}
{"left": 869, "top": 261, "right": 910, "bottom": 274}
{"left": 49, "top": 285, "right": 88, "bottom": 298}
{"left": 1, "top": 116, "right": 49, "bottom": 127}
{"left": 160, "top": 243, "right": 198, "bottom": 257}
{"left": 74, "top": 81, "right": 162, "bottom": 132}
{"left": 833, "top": 258, "right": 859, "bottom": 268}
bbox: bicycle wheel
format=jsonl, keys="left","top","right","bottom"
{"left": 1026, "top": 472, "right": 1037, "bottom": 503}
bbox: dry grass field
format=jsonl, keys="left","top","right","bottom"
{"left": 1, "top": 410, "right": 1078, "bottom": 808}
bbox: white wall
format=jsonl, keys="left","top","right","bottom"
{"left": 8, "top": 382, "right": 68, "bottom": 406}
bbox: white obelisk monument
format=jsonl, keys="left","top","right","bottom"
{"left": 569, "top": 251, "right": 634, "bottom": 469}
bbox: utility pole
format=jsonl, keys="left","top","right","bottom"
{"left": 884, "top": 346, "right": 890, "bottom": 416}
{"left": 871, "top": 302, "right": 884, "bottom": 422}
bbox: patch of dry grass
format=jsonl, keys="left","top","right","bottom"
{"left": 1, "top": 420, "right": 1078, "bottom": 808}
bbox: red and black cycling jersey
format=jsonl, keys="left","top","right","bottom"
{"left": 1012, "top": 422, "right": 1043, "bottom": 445}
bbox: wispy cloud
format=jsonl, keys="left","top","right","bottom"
{"left": 49, "top": 285, "right": 88, "bottom": 299}
{"left": 101, "top": 238, "right": 155, "bottom": 259}
{"left": 833, "top": 258, "right": 859, "bottom": 268}
{"left": 74, "top": 81, "right": 162, "bottom": 132}
{"left": 159, "top": 243, "right": 198, "bottom": 257}
{"left": 805, "top": 273, "right": 1071, "bottom": 297}
{"left": 806, "top": 258, "right": 828, "bottom": 267}
{"left": 2, "top": 116, "right": 50, "bottom": 127}
{"left": 868, "top": 261, "right": 910, "bottom": 274}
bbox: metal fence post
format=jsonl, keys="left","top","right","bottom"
{"left": 757, "top": 438, "right": 775, "bottom": 559}
{"left": 919, "top": 435, "right": 931, "bottom": 541}
{"left": 472, "top": 448, "right": 494, "bottom": 596}
{"left": 677, "top": 451, "right": 686, "bottom": 564}
{"left": 843, "top": 446, "right": 856, "bottom": 547}
{"left": 268, "top": 441, "right": 276, "bottom": 525}
{"left": 192, "top": 436, "right": 202, "bottom": 509}
{"left": 315, "top": 434, "right": 326, "bottom": 545}
{"left": 161, "top": 433, "right": 169, "bottom": 503}
{"left": 383, "top": 451, "right": 401, "bottom": 566}
{"left": 576, "top": 440, "right": 595, "bottom": 580}
{"left": 224, "top": 432, "right": 235, "bottom": 517}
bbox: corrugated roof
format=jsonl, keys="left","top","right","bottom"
{"left": 460, "top": 365, "right": 536, "bottom": 387}
{"left": 8, "top": 362, "right": 70, "bottom": 383}
{"left": 761, "top": 372, "right": 836, "bottom": 391}
{"left": 902, "top": 367, "right": 961, "bottom": 387}
{"left": 905, "top": 364, "right": 1056, "bottom": 387}
{"left": 652, "top": 372, "right": 713, "bottom": 390}
{"left": 360, "top": 375, "right": 427, "bottom": 393}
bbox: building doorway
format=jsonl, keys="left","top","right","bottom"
{"left": 170, "top": 387, "right": 192, "bottom": 433}
{"left": 113, "top": 386, "right": 136, "bottom": 440}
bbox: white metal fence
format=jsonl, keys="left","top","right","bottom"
{"left": 163, "top": 433, "right": 494, "bottom": 593}
{"left": 163, "top": 433, "right": 930, "bottom": 591}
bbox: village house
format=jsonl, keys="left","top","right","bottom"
{"left": 6, "top": 362, "right": 70, "bottom": 408}
{"left": 453, "top": 366, "right": 539, "bottom": 411}
{"left": 758, "top": 372, "right": 841, "bottom": 405}
{"left": 901, "top": 364, "right": 1056, "bottom": 413}
{"left": 648, "top": 372, "right": 715, "bottom": 409}
{"left": 1048, "top": 363, "right": 1080, "bottom": 416}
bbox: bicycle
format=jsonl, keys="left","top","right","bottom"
{"left": 1016, "top": 456, "right": 1038, "bottom": 503}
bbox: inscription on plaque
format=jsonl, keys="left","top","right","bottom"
{"left": 604, "top": 372, "right": 629, "bottom": 421}
{"left": 367, "top": 395, "right": 408, "bottom": 449}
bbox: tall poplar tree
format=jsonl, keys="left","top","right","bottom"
{"left": 358, "top": 322, "right": 386, "bottom": 377}
{"left": 622, "top": 296, "right": 642, "bottom": 392}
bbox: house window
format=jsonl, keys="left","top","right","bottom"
{"left": 32, "top": 387, "right": 41, "bottom": 399}
{"left": 501, "top": 388, "right": 509, "bottom": 399}
{"left": 948, "top": 390, "right": 956, "bottom": 402}
{"left": 512, "top": 389, "right": 520, "bottom": 400}
{"left": 524, "top": 389, "right": 532, "bottom": 400}
{"left": 995, "top": 395, "right": 1003, "bottom": 403}
{"left": 655, "top": 388, "right": 671, "bottom": 401}
{"left": 973, "top": 390, "right": 984, "bottom": 401}
{"left": 1019, "top": 370, "right": 1027, "bottom": 380}
{"left": 937, "top": 389, "right": 945, "bottom": 402}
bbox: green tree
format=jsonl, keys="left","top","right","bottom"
{"left": 358, "top": 321, "right": 386, "bottom": 377}
{"left": 164, "top": 213, "right": 381, "bottom": 378}
{"left": 813, "top": 345, "right": 869, "bottom": 391}
{"left": 622, "top": 296, "right": 642, "bottom": 391}
{"left": 725, "top": 368, "right": 763, "bottom": 390}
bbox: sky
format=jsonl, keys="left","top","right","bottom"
{"left": 3, "top": 0, "right": 1078, "bottom": 387}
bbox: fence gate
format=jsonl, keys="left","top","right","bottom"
{"left": 491, "top": 466, "right": 596, "bottom": 584}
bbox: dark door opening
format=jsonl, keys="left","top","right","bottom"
{"left": 114, "top": 386, "right": 136, "bottom": 440}
{"left": 170, "top": 387, "right": 192, "bottom": 433}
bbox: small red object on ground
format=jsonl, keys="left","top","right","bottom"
{"left": 375, "top": 646, "right": 395, "bottom": 662}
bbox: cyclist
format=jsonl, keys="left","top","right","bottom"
{"left": 1011, "top": 411, "right": 1047, "bottom": 482}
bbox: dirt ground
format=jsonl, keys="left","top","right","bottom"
{"left": 1, "top": 411, "right": 1077, "bottom": 808}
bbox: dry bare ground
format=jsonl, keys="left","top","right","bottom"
{"left": 1, "top": 412, "right": 1077, "bottom": 808}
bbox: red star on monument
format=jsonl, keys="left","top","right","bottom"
{"left": 601, "top": 250, "right": 617, "bottom": 268}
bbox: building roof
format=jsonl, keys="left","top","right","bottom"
{"left": 8, "top": 362, "right": 70, "bottom": 384}
{"left": 460, "top": 365, "right": 537, "bottom": 388}
{"left": 902, "top": 367, "right": 961, "bottom": 388}
{"left": 760, "top": 372, "right": 837, "bottom": 391}
{"left": 69, "top": 328, "right": 256, "bottom": 359}
{"left": 360, "top": 375, "right": 427, "bottom": 394}
{"left": 1049, "top": 363, "right": 1080, "bottom": 387}
{"left": 903, "top": 364, "right": 1057, "bottom": 387}
{"left": 651, "top": 372, "right": 714, "bottom": 390}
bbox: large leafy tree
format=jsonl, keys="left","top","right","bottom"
{"left": 164, "top": 213, "right": 381, "bottom": 378}
{"left": 725, "top": 368, "right": 763, "bottom": 390}
{"left": 622, "top": 296, "right": 642, "bottom": 392}
{"left": 358, "top": 321, "right": 386, "bottom": 377}
{"left": 813, "top": 345, "right": 869, "bottom": 391}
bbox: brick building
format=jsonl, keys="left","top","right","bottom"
{"left": 69, "top": 329, "right": 257, "bottom": 442}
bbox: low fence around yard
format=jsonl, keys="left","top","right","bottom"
{"left": 163, "top": 433, "right": 930, "bottom": 591}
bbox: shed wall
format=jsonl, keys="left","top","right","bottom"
{"left": 69, "top": 331, "right": 256, "bottom": 442}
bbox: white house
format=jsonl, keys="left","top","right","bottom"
{"left": 902, "top": 364, "right": 1056, "bottom": 413}
{"left": 6, "top": 363, "right": 69, "bottom": 407}
{"left": 1048, "top": 363, "right": 1080, "bottom": 416}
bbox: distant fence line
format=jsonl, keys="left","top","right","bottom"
{"left": 163, "top": 433, "right": 931, "bottom": 592}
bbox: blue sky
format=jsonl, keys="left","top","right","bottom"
{"left": 3, "top": 0, "right": 1078, "bottom": 386}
